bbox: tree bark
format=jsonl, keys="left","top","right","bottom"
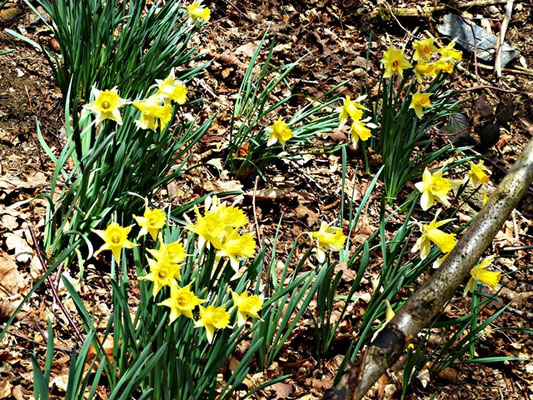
{"left": 325, "top": 137, "right": 533, "bottom": 400}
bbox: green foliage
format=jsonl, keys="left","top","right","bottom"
{"left": 367, "top": 71, "right": 466, "bottom": 202}
{"left": 226, "top": 33, "right": 342, "bottom": 180}
{"left": 312, "top": 167, "right": 382, "bottom": 362}
{"left": 400, "top": 296, "right": 532, "bottom": 399}
{"left": 333, "top": 195, "right": 459, "bottom": 384}
{"left": 25, "top": 0, "right": 204, "bottom": 104}
{"left": 12, "top": 0, "right": 213, "bottom": 262}
{"left": 38, "top": 94, "right": 212, "bottom": 261}
{"left": 31, "top": 217, "right": 295, "bottom": 399}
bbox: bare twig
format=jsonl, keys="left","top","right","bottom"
{"left": 465, "top": 18, "right": 481, "bottom": 85}
{"left": 221, "top": 0, "right": 254, "bottom": 22}
{"left": 7, "top": 330, "right": 73, "bottom": 353}
{"left": 502, "top": 244, "right": 533, "bottom": 251}
{"left": 458, "top": 85, "right": 517, "bottom": 93}
{"left": 325, "top": 138, "right": 533, "bottom": 400}
{"left": 495, "top": 0, "right": 515, "bottom": 78}
{"left": 29, "top": 227, "right": 84, "bottom": 342}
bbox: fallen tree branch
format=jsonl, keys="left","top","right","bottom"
{"left": 374, "top": 0, "right": 509, "bottom": 19}
{"left": 325, "top": 137, "right": 533, "bottom": 400}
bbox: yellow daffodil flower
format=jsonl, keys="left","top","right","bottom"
{"left": 381, "top": 45, "right": 413, "bottom": 78}
{"left": 409, "top": 89, "right": 431, "bottom": 119}
{"left": 433, "top": 252, "right": 450, "bottom": 269}
{"left": 337, "top": 95, "right": 365, "bottom": 128}
{"left": 187, "top": 207, "right": 227, "bottom": 249}
{"left": 84, "top": 86, "right": 127, "bottom": 125}
{"left": 311, "top": 222, "right": 346, "bottom": 263}
{"left": 482, "top": 192, "right": 489, "bottom": 206}
{"left": 195, "top": 304, "right": 230, "bottom": 344}
{"left": 464, "top": 256, "right": 501, "bottom": 296}
{"left": 467, "top": 161, "right": 490, "bottom": 187}
{"left": 350, "top": 118, "right": 375, "bottom": 145}
{"left": 156, "top": 68, "right": 188, "bottom": 105}
{"left": 133, "top": 206, "right": 166, "bottom": 240}
{"left": 140, "top": 256, "right": 181, "bottom": 297}
{"left": 216, "top": 229, "right": 256, "bottom": 273}
{"left": 92, "top": 222, "right": 136, "bottom": 263}
{"left": 412, "top": 38, "right": 437, "bottom": 61}
{"left": 217, "top": 203, "right": 248, "bottom": 229}
{"left": 186, "top": 1, "right": 211, "bottom": 22}
{"left": 230, "top": 290, "right": 263, "bottom": 326}
{"left": 266, "top": 117, "right": 293, "bottom": 148}
{"left": 414, "top": 61, "right": 436, "bottom": 84}
{"left": 148, "top": 237, "right": 187, "bottom": 265}
{"left": 186, "top": 197, "right": 248, "bottom": 249}
{"left": 433, "top": 59, "right": 455, "bottom": 74}
{"left": 414, "top": 168, "right": 452, "bottom": 211}
{"left": 413, "top": 216, "right": 457, "bottom": 260}
{"left": 439, "top": 40, "right": 463, "bottom": 62}
{"left": 158, "top": 283, "right": 204, "bottom": 323}
{"left": 371, "top": 299, "right": 396, "bottom": 341}
{"left": 132, "top": 95, "right": 172, "bottom": 131}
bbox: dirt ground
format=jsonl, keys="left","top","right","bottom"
{"left": 0, "top": 0, "right": 532, "bottom": 399}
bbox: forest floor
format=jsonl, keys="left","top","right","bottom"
{"left": 0, "top": 0, "right": 532, "bottom": 399}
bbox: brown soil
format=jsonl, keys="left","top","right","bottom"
{"left": 0, "top": 1, "right": 532, "bottom": 399}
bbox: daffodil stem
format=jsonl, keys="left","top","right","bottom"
{"left": 325, "top": 137, "right": 533, "bottom": 400}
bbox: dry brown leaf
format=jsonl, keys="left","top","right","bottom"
{"left": 437, "top": 367, "right": 459, "bottom": 383}
{"left": 306, "top": 377, "right": 332, "bottom": 391}
{"left": 246, "top": 188, "right": 296, "bottom": 202}
{"left": 85, "top": 336, "right": 116, "bottom": 372}
{"left": 0, "top": 299, "right": 17, "bottom": 320}
{"left": 272, "top": 382, "right": 293, "bottom": 400}
{"left": 51, "top": 369, "right": 70, "bottom": 392}
{"left": 0, "top": 255, "right": 25, "bottom": 293}
{"left": 235, "top": 41, "right": 260, "bottom": 58}
{"left": 4, "top": 232, "right": 33, "bottom": 263}
{"left": 11, "top": 385, "right": 24, "bottom": 400}
{"left": 0, "top": 378, "right": 11, "bottom": 400}
{"left": 334, "top": 262, "right": 357, "bottom": 282}
{"left": 295, "top": 203, "right": 319, "bottom": 227}
{"left": 203, "top": 179, "right": 243, "bottom": 193}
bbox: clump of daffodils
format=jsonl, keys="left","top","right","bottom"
{"left": 186, "top": 197, "right": 256, "bottom": 273}
{"left": 93, "top": 198, "right": 264, "bottom": 345}
{"left": 380, "top": 38, "right": 462, "bottom": 121}
{"left": 84, "top": 66, "right": 190, "bottom": 132}
{"left": 337, "top": 95, "right": 377, "bottom": 146}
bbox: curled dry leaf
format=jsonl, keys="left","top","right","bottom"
{"left": 0, "top": 379, "right": 12, "bottom": 400}
{"left": 85, "top": 336, "right": 116, "bottom": 372}
{"left": 0, "top": 299, "right": 17, "bottom": 320}
{"left": 50, "top": 369, "right": 70, "bottom": 392}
